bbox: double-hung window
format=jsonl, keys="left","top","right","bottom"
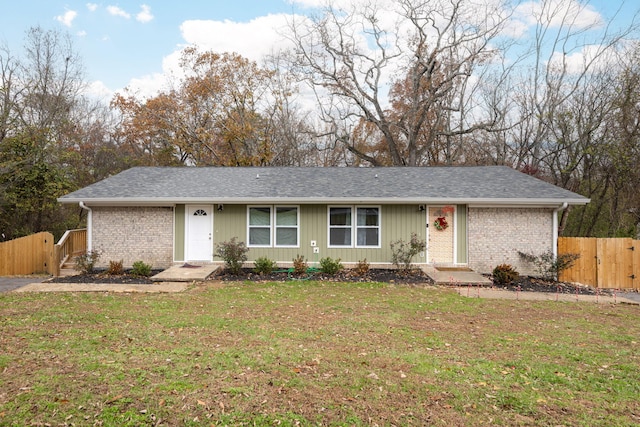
{"left": 248, "top": 206, "right": 299, "bottom": 247}
{"left": 328, "top": 206, "right": 380, "bottom": 248}
{"left": 275, "top": 207, "right": 298, "bottom": 247}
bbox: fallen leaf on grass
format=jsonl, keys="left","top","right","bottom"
{"left": 105, "top": 394, "right": 123, "bottom": 404}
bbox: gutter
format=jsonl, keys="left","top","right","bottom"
{"left": 553, "top": 202, "right": 568, "bottom": 258}
{"left": 79, "top": 201, "right": 92, "bottom": 251}
{"left": 58, "top": 196, "right": 591, "bottom": 207}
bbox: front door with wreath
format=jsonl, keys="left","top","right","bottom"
{"left": 427, "top": 205, "right": 455, "bottom": 265}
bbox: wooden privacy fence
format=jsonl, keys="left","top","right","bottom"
{"left": 0, "top": 229, "right": 87, "bottom": 276}
{"left": 558, "top": 237, "right": 640, "bottom": 289}
{"left": 0, "top": 232, "right": 55, "bottom": 276}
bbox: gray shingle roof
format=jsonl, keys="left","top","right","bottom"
{"left": 58, "top": 166, "right": 589, "bottom": 206}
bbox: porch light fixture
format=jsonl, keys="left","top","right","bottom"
{"left": 418, "top": 205, "right": 426, "bottom": 212}
{"left": 217, "top": 204, "right": 224, "bottom": 212}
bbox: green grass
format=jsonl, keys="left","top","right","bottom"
{"left": 0, "top": 280, "right": 638, "bottom": 426}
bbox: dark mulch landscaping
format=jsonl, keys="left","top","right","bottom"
{"left": 213, "top": 267, "right": 434, "bottom": 285}
{"left": 489, "top": 275, "right": 614, "bottom": 295}
{"left": 48, "top": 269, "right": 163, "bottom": 284}
{"left": 48, "top": 267, "right": 614, "bottom": 296}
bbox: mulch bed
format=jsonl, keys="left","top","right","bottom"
{"left": 213, "top": 267, "right": 434, "bottom": 285}
{"left": 48, "top": 268, "right": 612, "bottom": 296}
{"left": 48, "top": 270, "right": 163, "bottom": 284}
{"left": 490, "top": 275, "right": 614, "bottom": 296}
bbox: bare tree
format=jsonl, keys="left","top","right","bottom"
{"left": 287, "top": 0, "right": 513, "bottom": 166}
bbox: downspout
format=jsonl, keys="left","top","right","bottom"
{"left": 79, "top": 202, "right": 92, "bottom": 251}
{"left": 553, "top": 202, "right": 568, "bottom": 258}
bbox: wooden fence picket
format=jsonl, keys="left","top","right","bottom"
{"left": 559, "top": 237, "right": 639, "bottom": 289}
{"left": 0, "top": 232, "right": 55, "bottom": 276}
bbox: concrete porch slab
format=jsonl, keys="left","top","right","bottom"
{"left": 151, "top": 263, "right": 220, "bottom": 282}
{"left": 422, "top": 266, "right": 492, "bottom": 285}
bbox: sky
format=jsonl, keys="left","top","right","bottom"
{"left": 2, "top": 0, "right": 638, "bottom": 102}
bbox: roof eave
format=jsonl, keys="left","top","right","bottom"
{"left": 58, "top": 196, "right": 590, "bottom": 207}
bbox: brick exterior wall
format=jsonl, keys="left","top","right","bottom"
{"left": 467, "top": 208, "right": 554, "bottom": 275}
{"left": 91, "top": 207, "right": 174, "bottom": 269}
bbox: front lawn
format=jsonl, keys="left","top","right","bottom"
{"left": 1, "top": 281, "right": 638, "bottom": 426}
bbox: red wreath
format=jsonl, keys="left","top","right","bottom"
{"left": 434, "top": 216, "right": 448, "bottom": 231}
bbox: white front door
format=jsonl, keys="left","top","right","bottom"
{"left": 427, "top": 205, "right": 455, "bottom": 264}
{"left": 186, "top": 205, "right": 213, "bottom": 261}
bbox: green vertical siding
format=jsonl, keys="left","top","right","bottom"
{"left": 211, "top": 204, "right": 426, "bottom": 264}
{"left": 456, "top": 204, "right": 467, "bottom": 264}
{"left": 174, "top": 204, "right": 185, "bottom": 261}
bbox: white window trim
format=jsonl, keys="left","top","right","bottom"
{"left": 274, "top": 205, "right": 300, "bottom": 248}
{"left": 327, "top": 205, "right": 381, "bottom": 248}
{"left": 247, "top": 205, "right": 300, "bottom": 248}
{"left": 356, "top": 206, "right": 382, "bottom": 248}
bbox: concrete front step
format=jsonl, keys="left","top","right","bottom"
{"left": 151, "top": 263, "right": 221, "bottom": 282}
{"left": 422, "top": 266, "right": 492, "bottom": 285}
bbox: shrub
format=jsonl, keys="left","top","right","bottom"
{"left": 390, "top": 233, "right": 426, "bottom": 270}
{"left": 75, "top": 250, "right": 101, "bottom": 274}
{"left": 292, "top": 254, "right": 308, "bottom": 276}
{"left": 131, "top": 261, "right": 152, "bottom": 277}
{"left": 492, "top": 264, "right": 519, "bottom": 286}
{"left": 319, "top": 257, "right": 343, "bottom": 275}
{"left": 215, "top": 237, "right": 249, "bottom": 275}
{"left": 354, "top": 259, "right": 370, "bottom": 276}
{"left": 254, "top": 257, "right": 277, "bottom": 275}
{"left": 518, "top": 250, "right": 580, "bottom": 280}
{"left": 107, "top": 260, "right": 124, "bottom": 275}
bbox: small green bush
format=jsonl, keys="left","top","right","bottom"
{"left": 319, "top": 257, "right": 343, "bottom": 275}
{"left": 292, "top": 254, "right": 308, "bottom": 276}
{"left": 492, "top": 264, "right": 519, "bottom": 286}
{"left": 215, "top": 237, "right": 249, "bottom": 275}
{"left": 354, "top": 259, "right": 370, "bottom": 276}
{"left": 254, "top": 257, "right": 277, "bottom": 275}
{"left": 75, "top": 250, "right": 102, "bottom": 274}
{"left": 131, "top": 260, "right": 152, "bottom": 277}
{"left": 107, "top": 260, "right": 124, "bottom": 275}
{"left": 390, "top": 233, "right": 426, "bottom": 270}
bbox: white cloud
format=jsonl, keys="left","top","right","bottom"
{"left": 77, "top": 30, "right": 87, "bottom": 37}
{"left": 107, "top": 5, "right": 131, "bottom": 19}
{"left": 547, "top": 44, "right": 619, "bottom": 75}
{"left": 136, "top": 4, "right": 153, "bottom": 23}
{"left": 515, "top": 0, "right": 603, "bottom": 30}
{"left": 86, "top": 80, "right": 114, "bottom": 101}
{"left": 180, "top": 14, "right": 294, "bottom": 62}
{"left": 86, "top": 3, "right": 98, "bottom": 12}
{"left": 55, "top": 10, "right": 77, "bottom": 27}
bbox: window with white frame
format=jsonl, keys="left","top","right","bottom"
{"left": 275, "top": 206, "right": 298, "bottom": 246}
{"left": 329, "top": 207, "right": 352, "bottom": 246}
{"left": 248, "top": 206, "right": 299, "bottom": 247}
{"left": 248, "top": 207, "right": 271, "bottom": 246}
{"left": 356, "top": 207, "right": 380, "bottom": 246}
{"left": 329, "top": 206, "right": 380, "bottom": 247}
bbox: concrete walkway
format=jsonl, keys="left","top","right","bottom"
{"left": 151, "top": 263, "right": 220, "bottom": 282}
{"left": 455, "top": 286, "right": 639, "bottom": 305}
{"left": 13, "top": 282, "right": 190, "bottom": 293}
{"left": 0, "top": 276, "right": 46, "bottom": 292}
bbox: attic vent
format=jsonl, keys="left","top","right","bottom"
{"left": 193, "top": 209, "right": 207, "bottom": 216}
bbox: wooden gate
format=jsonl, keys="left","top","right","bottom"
{"left": 559, "top": 237, "right": 640, "bottom": 289}
{"left": 0, "top": 232, "right": 55, "bottom": 276}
